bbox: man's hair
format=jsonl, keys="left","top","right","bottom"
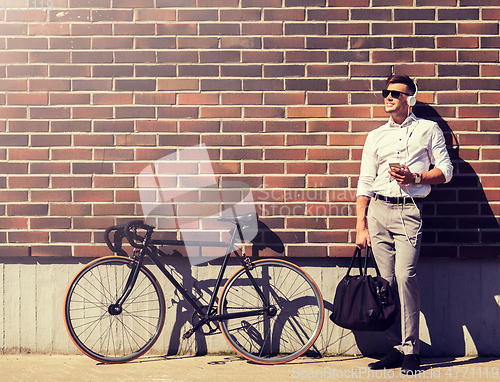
{"left": 385, "top": 75, "right": 416, "bottom": 95}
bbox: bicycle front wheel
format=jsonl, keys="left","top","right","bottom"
{"left": 218, "top": 259, "right": 324, "bottom": 364}
{"left": 64, "top": 256, "right": 166, "bottom": 363}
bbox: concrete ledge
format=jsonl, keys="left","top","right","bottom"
{"left": 0, "top": 256, "right": 497, "bottom": 357}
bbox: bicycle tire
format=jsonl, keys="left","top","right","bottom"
{"left": 64, "top": 256, "right": 166, "bottom": 363}
{"left": 218, "top": 259, "right": 324, "bottom": 364}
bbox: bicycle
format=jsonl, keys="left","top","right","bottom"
{"left": 64, "top": 213, "right": 324, "bottom": 365}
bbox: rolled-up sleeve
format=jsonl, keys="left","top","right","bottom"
{"left": 356, "top": 134, "right": 377, "bottom": 198}
{"left": 430, "top": 125, "right": 453, "bottom": 183}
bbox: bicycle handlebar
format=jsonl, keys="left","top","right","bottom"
{"left": 104, "top": 224, "right": 126, "bottom": 252}
{"left": 124, "top": 220, "right": 155, "bottom": 249}
{"left": 104, "top": 220, "right": 155, "bottom": 251}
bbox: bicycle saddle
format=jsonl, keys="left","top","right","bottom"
{"left": 217, "top": 212, "right": 258, "bottom": 225}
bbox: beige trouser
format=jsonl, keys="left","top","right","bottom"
{"left": 367, "top": 197, "right": 423, "bottom": 355}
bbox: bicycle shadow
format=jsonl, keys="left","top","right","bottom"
{"left": 152, "top": 219, "right": 289, "bottom": 357}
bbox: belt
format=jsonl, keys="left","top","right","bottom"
{"left": 374, "top": 193, "right": 423, "bottom": 204}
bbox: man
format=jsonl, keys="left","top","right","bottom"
{"left": 356, "top": 75, "right": 453, "bottom": 374}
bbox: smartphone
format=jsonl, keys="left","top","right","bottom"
{"left": 389, "top": 163, "right": 402, "bottom": 169}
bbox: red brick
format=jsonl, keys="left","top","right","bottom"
{"left": 30, "top": 107, "right": 71, "bottom": 119}
{"left": 264, "top": 93, "right": 305, "bottom": 105}
{"left": 220, "top": 37, "right": 261, "bottom": 49}
{"left": 287, "top": 106, "right": 328, "bottom": 118}
{"left": 29, "top": 79, "right": 70, "bottom": 91}
{"left": 73, "top": 79, "right": 112, "bottom": 91}
{"left": 10, "top": 231, "right": 49, "bottom": 243}
{"left": 244, "top": 107, "right": 285, "bottom": 119}
{"left": 7, "top": 93, "right": 47, "bottom": 106}
{"left": 52, "top": 148, "right": 91, "bottom": 160}
{"left": 287, "top": 162, "right": 327, "bottom": 174}
{"left": 179, "top": 121, "right": 220, "bottom": 132}
{"left": 286, "top": 51, "right": 327, "bottom": 63}
{"left": 242, "top": 51, "right": 283, "bottom": 63}
{"left": 29, "top": 23, "right": 70, "bottom": 36}
{"left": 50, "top": 93, "right": 90, "bottom": 105}
{"left": 266, "top": 121, "right": 306, "bottom": 132}
{"left": 94, "top": 176, "right": 133, "bottom": 188}
{"left": 457, "top": 133, "right": 500, "bottom": 146}
{"left": 482, "top": 93, "right": 500, "bottom": 104}
{"left": 264, "top": 9, "right": 305, "bottom": 21}
{"left": 307, "top": 64, "right": 348, "bottom": 77}
{"left": 437, "top": 93, "right": 478, "bottom": 104}
{"left": 71, "top": 24, "right": 112, "bottom": 36}
{"left": 8, "top": 204, "right": 48, "bottom": 216}
{"left": 482, "top": 8, "right": 500, "bottom": 20}
{"left": 178, "top": 93, "right": 218, "bottom": 105}
{"left": 73, "top": 107, "right": 113, "bottom": 119}
{"left": 7, "top": 65, "right": 47, "bottom": 78}
{"left": 436, "top": 37, "right": 478, "bottom": 48}
{"left": 331, "top": 106, "right": 370, "bottom": 118}
{"left": 245, "top": 134, "right": 284, "bottom": 146}
{"left": 415, "top": 50, "right": 457, "bottom": 62}
{"left": 459, "top": 50, "right": 499, "bottom": 63}
{"left": 220, "top": 9, "right": 261, "bottom": 21}
{"left": 30, "top": 52, "right": 70, "bottom": 63}
{"left": 458, "top": 23, "right": 499, "bottom": 35}
{"left": 308, "top": 120, "right": 349, "bottom": 132}
{"left": 31, "top": 190, "right": 71, "bottom": 202}
{"left": 372, "top": 51, "right": 413, "bottom": 63}
{"left": 351, "top": 64, "right": 392, "bottom": 77}
{"left": 136, "top": 120, "right": 176, "bottom": 132}
{"left": 242, "top": 23, "right": 282, "bottom": 36}
{"left": 482, "top": 65, "right": 500, "bottom": 77}
{"left": 308, "top": 231, "right": 348, "bottom": 243}
{"left": 328, "top": 23, "right": 369, "bottom": 35}
{"left": 114, "top": 23, "right": 155, "bottom": 36}
{"left": 116, "top": 134, "right": 155, "bottom": 147}
{"left": 222, "top": 121, "right": 263, "bottom": 133}
{"left": 221, "top": 93, "right": 262, "bottom": 105}
{"left": 0, "top": 107, "right": 26, "bottom": 118}
{"left": 458, "top": 107, "right": 499, "bottom": 118}
{"left": 93, "top": 93, "right": 132, "bottom": 105}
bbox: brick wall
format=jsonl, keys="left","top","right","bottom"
{"left": 0, "top": 0, "right": 498, "bottom": 258}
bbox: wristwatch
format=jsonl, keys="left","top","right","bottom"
{"left": 414, "top": 173, "right": 422, "bottom": 184}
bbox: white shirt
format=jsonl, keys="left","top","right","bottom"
{"left": 357, "top": 113, "right": 453, "bottom": 198}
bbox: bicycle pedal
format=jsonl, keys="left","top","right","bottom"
{"left": 182, "top": 328, "right": 195, "bottom": 339}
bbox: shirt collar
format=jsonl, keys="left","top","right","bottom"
{"left": 388, "top": 113, "right": 418, "bottom": 128}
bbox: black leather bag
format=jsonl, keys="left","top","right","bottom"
{"left": 330, "top": 246, "right": 398, "bottom": 331}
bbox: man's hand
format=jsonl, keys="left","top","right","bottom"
{"left": 389, "top": 164, "right": 414, "bottom": 185}
{"left": 356, "top": 228, "right": 371, "bottom": 249}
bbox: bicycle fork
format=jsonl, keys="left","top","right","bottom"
{"left": 108, "top": 230, "right": 152, "bottom": 315}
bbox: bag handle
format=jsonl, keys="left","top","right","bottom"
{"left": 346, "top": 247, "right": 363, "bottom": 276}
{"left": 346, "top": 246, "right": 382, "bottom": 278}
{"left": 365, "top": 246, "right": 382, "bottom": 277}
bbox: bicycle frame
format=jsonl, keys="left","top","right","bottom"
{"left": 112, "top": 221, "right": 273, "bottom": 339}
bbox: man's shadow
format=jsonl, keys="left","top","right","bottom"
{"left": 353, "top": 104, "right": 500, "bottom": 357}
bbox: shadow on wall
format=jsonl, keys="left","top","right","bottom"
{"left": 351, "top": 104, "right": 500, "bottom": 357}
{"left": 415, "top": 103, "right": 500, "bottom": 258}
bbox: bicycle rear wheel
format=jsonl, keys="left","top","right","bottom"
{"left": 64, "top": 256, "right": 166, "bottom": 363}
{"left": 218, "top": 259, "right": 324, "bottom": 364}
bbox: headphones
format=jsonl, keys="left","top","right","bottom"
{"left": 406, "top": 84, "right": 418, "bottom": 107}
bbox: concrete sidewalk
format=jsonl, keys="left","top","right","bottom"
{"left": 1, "top": 354, "right": 499, "bottom": 382}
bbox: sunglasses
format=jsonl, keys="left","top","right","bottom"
{"left": 382, "top": 89, "right": 411, "bottom": 98}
